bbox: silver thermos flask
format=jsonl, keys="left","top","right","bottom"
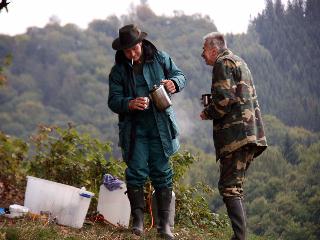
{"left": 149, "top": 84, "right": 172, "bottom": 111}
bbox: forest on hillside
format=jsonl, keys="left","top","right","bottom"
{"left": 0, "top": 0, "right": 319, "bottom": 143}
{"left": 0, "top": 0, "right": 319, "bottom": 239}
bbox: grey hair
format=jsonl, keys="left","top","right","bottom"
{"left": 203, "top": 32, "right": 227, "bottom": 51}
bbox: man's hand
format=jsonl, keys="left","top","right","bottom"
{"left": 200, "top": 111, "right": 209, "bottom": 120}
{"left": 161, "top": 80, "right": 176, "bottom": 94}
{"left": 129, "top": 97, "right": 149, "bottom": 111}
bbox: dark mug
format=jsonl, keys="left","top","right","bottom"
{"left": 201, "top": 94, "right": 212, "bottom": 107}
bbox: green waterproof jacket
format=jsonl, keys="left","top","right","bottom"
{"left": 204, "top": 49, "right": 267, "bottom": 160}
{"left": 108, "top": 40, "right": 186, "bottom": 162}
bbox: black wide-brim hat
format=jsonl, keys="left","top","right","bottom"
{"left": 112, "top": 24, "right": 147, "bottom": 50}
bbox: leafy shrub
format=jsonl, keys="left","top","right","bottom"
{"left": 171, "top": 151, "right": 196, "bottom": 184}
{"left": 27, "top": 124, "right": 125, "bottom": 195}
{"left": 175, "top": 182, "right": 228, "bottom": 231}
{"left": 0, "top": 54, "right": 12, "bottom": 86}
{"left": 0, "top": 131, "right": 28, "bottom": 184}
{"left": 171, "top": 151, "right": 227, "bottom": 231}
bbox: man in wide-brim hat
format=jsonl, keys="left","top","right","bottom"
{"left": 108, "top": 24, "right": 187, "bottom": 239}
{"left": 112, "top": 24, "right": 147, "bottom": 50}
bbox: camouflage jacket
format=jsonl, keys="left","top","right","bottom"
{"left": 203, "top": 49, "right": 267, "bottom": 160}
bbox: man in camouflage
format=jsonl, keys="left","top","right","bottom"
{"left": 200, "top": 32, "right": 267, "bottom": 240}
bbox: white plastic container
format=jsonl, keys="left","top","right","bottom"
{"left": 24, "top": 176, "right": 94, "bottom": 228}
{"left": 97, "top": 184, "right": 130, "bottom": 227}
{"left": 152, "top": 191, "right": 175, "bottom": 228}
{"left": 5, "top": 204, "right": 29, "bottom": 218}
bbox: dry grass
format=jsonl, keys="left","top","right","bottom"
{"left": 0, "top": 215, "right": 231, "bottom": 240}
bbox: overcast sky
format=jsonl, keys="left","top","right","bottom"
{"left": 0, "top": 0, "right": 268, "bottom": 36}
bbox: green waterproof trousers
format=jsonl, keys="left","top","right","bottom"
{"left": 125, "top": 109, "right": 173, "bottom": 188}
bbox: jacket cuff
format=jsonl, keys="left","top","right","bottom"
{"left": 204, "top": 107, "right": 214, "bottom": 120}
{"left": 170, "top": 78, "right": 180, "bottom": 93}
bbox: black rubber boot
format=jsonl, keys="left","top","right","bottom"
{"left": 127, "top": 187, "right": 145, "bottom": 236}
{"left": 155, "top": 188, "right": 174, "bottom": 240}
{"left": 224, "top": 197, "right": 246, "bottom": 240}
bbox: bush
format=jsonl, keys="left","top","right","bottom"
{"left": 171, "top": 151, "right": 227, "bottom": 231}
{"left": 27, "top": 124, "right": 125, "bottom": 195}
{"left": 175, "top": 182, "right": 228, "bottom": 231}
{"left": 0, "top": 131, "right": 28, "bottom": 184}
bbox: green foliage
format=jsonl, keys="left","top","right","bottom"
{"left": 3, "top": 227, "right": 19, "bottom": 240}
{"left": 171, "top": 151, "right": 197, "bottom": 184}
{"left": 245, "top": 142, "right": 320, "bottom": 239}
{"left": 0, "top": 131, "right": 28, "bottom": 184}
{"left": 0, "top": 221, "right": 72, "bottom": 240}
{"left": 169, "top": 150, "right": 227, "bottom": 231}
{"left": 0, "top": 54, "right": 12, "bottom": 86}
{"left": 250, "top": 0, "right": 320, "bottom": 131}
{"left": 27, "top": 124, "right": 125, "bottom": 194}
{"left": 175, "top": 182, "right": 228, "bottom": 231}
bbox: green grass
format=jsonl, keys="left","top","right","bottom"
{"left": 0, "top": 216, "right": 270, "bottom": 240}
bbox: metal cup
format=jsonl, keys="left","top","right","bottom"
{"left": 143, "top": 97, "right": 150, "bottom": 109}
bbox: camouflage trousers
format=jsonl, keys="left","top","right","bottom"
{"left": 218, "top": 146, "right": 255, "bottom": 198}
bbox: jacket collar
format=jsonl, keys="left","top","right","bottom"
{"left": 215, "top": 49, "right": 232, "bottom": 63}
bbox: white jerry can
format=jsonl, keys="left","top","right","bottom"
{"left": 97, "top": 184, "right": 130, "bottom": 227}
{"left": 24, "top": 176, "right": 94, "bottom": 229}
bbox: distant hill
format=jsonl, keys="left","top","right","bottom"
{"left": 0, "top": 0, "right": 319, "bottom": 145}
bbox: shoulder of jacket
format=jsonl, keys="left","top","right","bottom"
{"left": 110, "top": 64, "right": 119, "bottom": 72}
{"left": 155, "top": 50, "right": 169, "bottom": 60}
{"left": 109, "top": 64, "right": 125, "bottom": 77}
{"left": 218, "top": 54, "right": 243, "bottom": 69}
{"left": 153, "top": 50, "right": 170, "bottom": 67}
{"left": 218, "top": 54, "right": 236, "bottom": 66}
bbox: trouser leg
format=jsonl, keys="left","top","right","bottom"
{"left": 125, "top": 132, "right": 149, "bottom": 188}
{"left": 218, "top": 147, "right": 254, "bottom": 240}
{"left": 148, "top": 134, "right": 173, "bottom": 189}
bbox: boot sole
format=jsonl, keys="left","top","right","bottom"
{"left": 132, "top": 228, "right": 143, "bottom": 236}
{"left": 158, "top": 232, "right": 174, "bottom": 240}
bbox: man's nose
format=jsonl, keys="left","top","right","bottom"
{"left": 129, "top": 50, "right": 136, "bottom": 58}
